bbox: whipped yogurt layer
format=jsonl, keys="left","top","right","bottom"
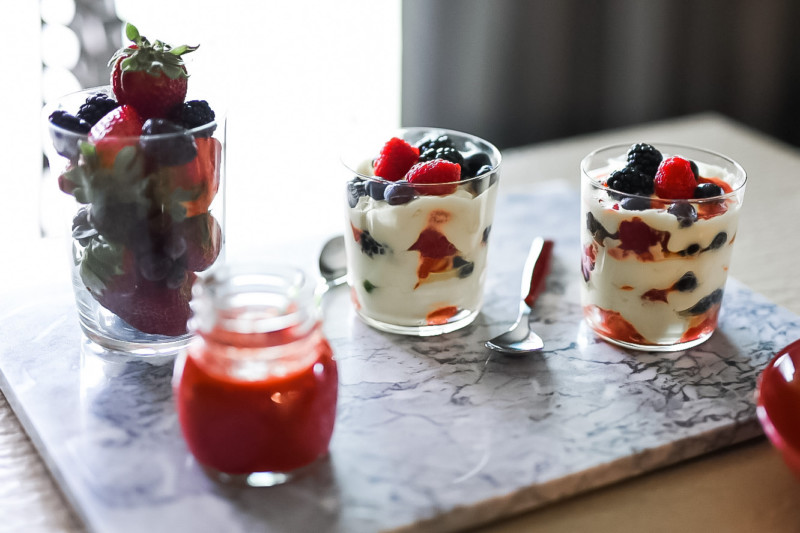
{"left": 581, "top": 155, "right": 745, "bottom": 347}
{"left": 346, "top": 178, "right": 498, "bottom": 328}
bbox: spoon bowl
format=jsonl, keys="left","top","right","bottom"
{"left": 318, "top": 235, "right": 347, "bottom": 290}
{"left": 485, "top": 237, "right": 554, "bottom": 355}
{"left": 756, "top": 338, "right": 800, "bottom": 479}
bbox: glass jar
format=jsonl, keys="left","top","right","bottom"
{"left": 173, "top": 265, "right": 338, "bottom": 485}
{"left": 42, "top": 86, "right": 226, "bottom": 357}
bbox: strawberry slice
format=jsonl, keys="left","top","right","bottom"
{"left": 406, "top": 159, "right": 460, "bottom": 195}
{"left": 109, "top": 23, "right": 197, "bottom": 118}
{"left": 88, "top": 105, "right": 144, "bottom": 168}
{"left": 373, "top": 137, "right": 420, "bottom": 181}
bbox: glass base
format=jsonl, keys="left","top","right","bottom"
{"left": 200, "top": 453, "right": 330, "bottom": 487}
{"left": 356, "top": 307, "right": 478, "bottom": 336}
{"left": 78, "top": 304, "right": 192, "bottom": 358}
{"left": 590, "top": 327, "right": 714, "bottom": 352}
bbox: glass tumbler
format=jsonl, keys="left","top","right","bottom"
{"left": 580, "top": 143, "right": 746, "bottom": 351}
{"left": 173, "top": 265, "right": 338, "bottom": 486}
{"left": 341, "top": 127, "right": 501, "bottom": 336}
{"left": 43, "top": 86, "right": 225, "bottom": 357}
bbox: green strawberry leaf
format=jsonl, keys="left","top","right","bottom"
{"left": 125, "top": 23, "right": 140, "bottom": 42}
{"left": 80, "top": 237, "right": 126, "bottom": 296}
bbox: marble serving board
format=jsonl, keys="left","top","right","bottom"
{"left": 2, "top": 188, "right": 800, "bottom": 533}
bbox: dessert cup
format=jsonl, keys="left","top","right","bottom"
{"left": 43, "top": 86, "right": 225, "bottom": 357}
{"left": 341, "top": 127, "right": 501, "bottom": 336}
{"left": 580, "top": 143, "right": 746, "bottom": 351}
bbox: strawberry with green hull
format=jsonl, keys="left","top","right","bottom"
{"left": 109, "top": 23, "right": 198, "bottom": 119}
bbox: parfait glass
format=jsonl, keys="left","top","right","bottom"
{"left": 580, "top": 143, "right": 746, "bottom": 351}
{"left": 341, "top": 127, "right": 501, "bottom": 336}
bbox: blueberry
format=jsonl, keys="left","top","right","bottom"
{"left": 138, "top": 252, "right": 173, "bottom": 281}
{"left": 384, "top": 182, "right": 416, "bottom": 205}
{"left": 347, "top": 179, "right": 366, "bottom": 208}
{"left": 694, "top": 182, "right": 724, "bottom": 199}
{"left": 673, "top": 272, "right": 698, "bottom": 292}
{"left": 620, "top": 197, "right": 651, "bottom": 211}
{"left": 708, "top": 232, "right": 728, "bottom": 250}
{"left": 366, "top": 180, "right": 388, "bottom": 201}
{"left": 683, "top": 289, "right": 723, "bottom": 316}
{"left": 682, "top": 243, "right": 701, "bottom": 256}
{"left": 689, "top": 160, "right": 699, "bottom": 180}
{"left": 475, "top": 164, "right": 493, "bottom": 177}
{"left": 165, "top": 264, "right": 188, "bottom": 289}
{"left": 140, "top": 118, "right": 197, "bottom": 166}
{"left": 482, "top": 225, "right": 491, "bottom": 244}
{"left": 465, "top": 152, "right": 492, "bottom": 177}
{"left": 667, "top": 201, "right": 698, "bottom": 228}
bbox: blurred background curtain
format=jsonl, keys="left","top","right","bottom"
{"left": 402, "top": 0, "right": 800, "bottom": 149}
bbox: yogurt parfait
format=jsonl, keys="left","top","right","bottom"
{"left": 342, "top": 128, "right": 501, "bottom": 335}
{"left": 581, "top": 143, "right": 746, "bottom": 351}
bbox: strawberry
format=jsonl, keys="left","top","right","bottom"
{"left": 89, "top": 105, "right": 144, "bottom": 168}
{"left": 654, "top": 157, "right": 696, "bottom": 199}
{"left": 109, "top": 23, "right": 198, "bottom": 119}
{"left": 155, "top": 136, "right": 222, "bottom": 217}
{"left": 405, "top": 159, "right": 460, "bottom": 195}
{"left": 111, "top": 44, "right": 137, "bottom": 104}
{"left": 179, "top": 212, "right": 222, "bottom": 272}
{"left": 373, "top": 137, "right": 419, "bottom": 181}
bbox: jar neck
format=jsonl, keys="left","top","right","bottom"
{"left": 190, "top": 265, "right": 318, "bottom": 351}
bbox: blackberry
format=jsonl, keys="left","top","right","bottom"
{"left": 694, "top": 182, "right": 724, "bottom": 198}
{"left": 606, "top": 167, "right": 654, "bottom": 196}
{"left": 49, "top": 110, "right": 91, "bottom": 134}
{"left": 419, "top": 145, "right": 465, "bottom": 168}
{"left": 626, "top": 143, "right": 662, "bottom": 177}
{"left": 417, "top": 134, "right": 456, "bottom": 154}
{"left": 76, "top": 93, "right": 119, "bottom": 126}
{"left": 359, "top": 231, "right": 386, "bottom": 257}
{"left": 170, "top": 100, "right": 216, "bottom": 136}
{"left": 140, "top": 118, "right": 198, "bottom": 166}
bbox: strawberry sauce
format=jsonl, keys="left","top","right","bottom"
{"left": 175, "top": 329, "right": 338, "bottom": 475}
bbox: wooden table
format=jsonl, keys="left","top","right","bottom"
{"left": 2, "top": 113, "right": 799, "bottom": 532}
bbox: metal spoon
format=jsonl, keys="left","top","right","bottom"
{"left": 485, "top": 237, "right": 554, "bottom": 354}
{"left": 318, "top": 235, "right": 347, "bottom": 289}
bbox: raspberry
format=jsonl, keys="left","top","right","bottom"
{"left": 373, "top": 137, "right": 419, "bottom": 181}
{"left": 406, "top": 160, "right": 460, "bottom": 195}
{"left": 654, "top": 157, "right": 696, "bottom": 199}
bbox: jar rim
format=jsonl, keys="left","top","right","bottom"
{"left": 191, "top": 264, "right": 316, "bottom": 335}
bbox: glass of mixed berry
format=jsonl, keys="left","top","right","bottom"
{"left": 342, "top": 128, "right": 501, "bottom": 335}
{"left": 43, "top": 24, "right": 224, "bottom": 356}
{"left": 580, "top": 143, "right": 746, "bottom": 351}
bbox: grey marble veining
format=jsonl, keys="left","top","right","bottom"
{"left": 2, "top": 189, "right": 799, "bottom": 533}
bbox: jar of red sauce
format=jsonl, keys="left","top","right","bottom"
{"left": 173, "top": 265, "right": 338, "bottom": 485}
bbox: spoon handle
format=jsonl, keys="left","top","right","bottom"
{"left": 523, "top": 238, "right": 554, "bottom": 308}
